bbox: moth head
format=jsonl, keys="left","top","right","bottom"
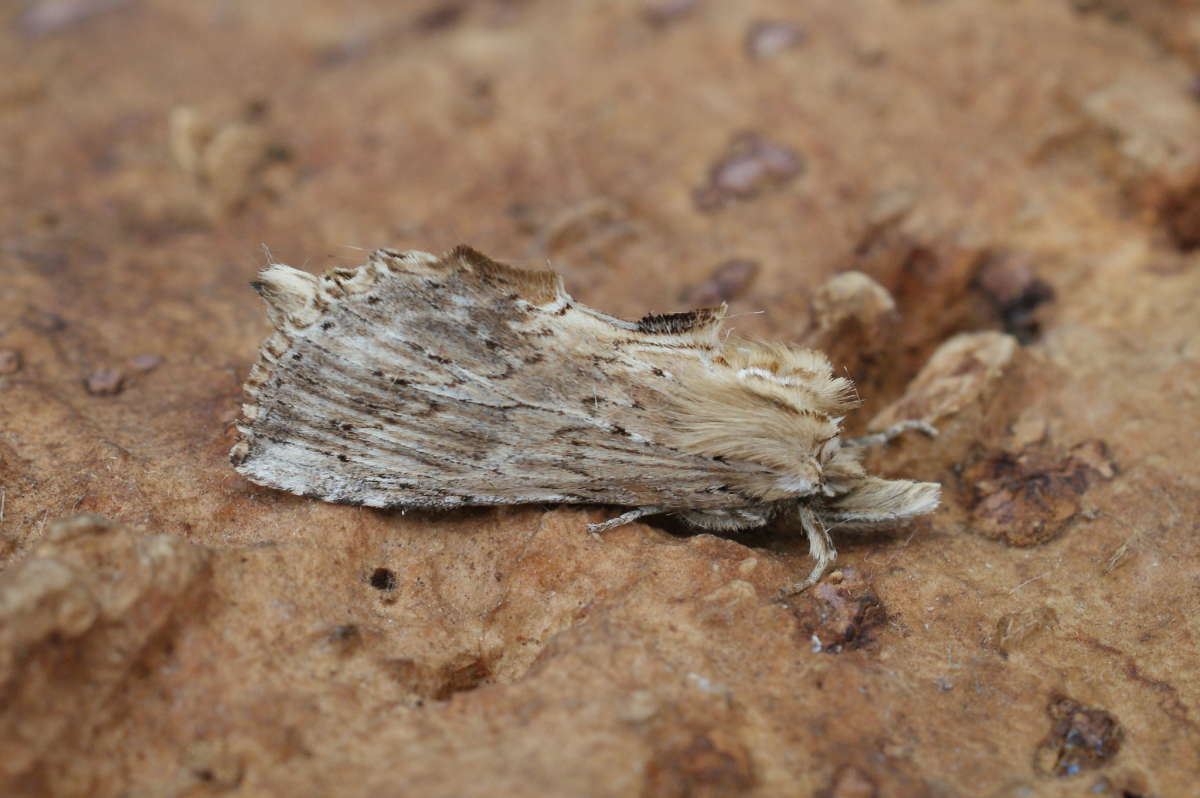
{"left": 665, "top": 339, "right": 861, "bottom": 502}
{"left": 251, "top": 264, "right": 321, "bottom": 329}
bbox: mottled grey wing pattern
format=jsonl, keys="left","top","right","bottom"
{"left": 233, "top": 247, "right": 775, "bottom": 510}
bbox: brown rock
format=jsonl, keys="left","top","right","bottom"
{"left": 168, "top": 105, "right": 293, "bottom": 217}
{"left": 806, "top": 270, "right": 898, "bottom": 369}
{"left": 789, "top": 568, "right": 886, "bottom": 653}
{"left": 962, "top": 441, "right": 1117, "bottom": 547}
{"left": 0, "top": 516, "right": 210, "bottom": 789}
{"left": 870, "top": 331, "right": 1017, "bottom": 432}
{"left": 1033, "top": 695, "right": 1123, "bottom": 778}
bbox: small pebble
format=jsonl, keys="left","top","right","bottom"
{"left": 129, "top": 353, "right": 163, "bottom": 373}
{"left": 694, "top": 133, "right": 804, "bottom": 211}
{"left": 745, "top": 20, "right": 804, "bottom": 60}
{"left": 84, "top": 368, "right": 124, "bottom": 396}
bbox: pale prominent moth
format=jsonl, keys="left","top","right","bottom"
{"left": 231, "top": 246, "right": 939, "bottom": 594}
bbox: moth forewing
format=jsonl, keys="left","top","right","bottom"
{"left": 232, "top": 245, "right": 940, "bottom": 592}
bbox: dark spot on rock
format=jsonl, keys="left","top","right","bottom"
{"left": 243, "top": 97, "right": 271, "bottom": 121}
{"left": 523, "top": 353, "right": 544, "bottom": 365}
{"left": 83, "top": 368, "right": 124, "bottom": 396}
{"left": 744, "top": 20, "right": 804, "bottom": 60}
{"left": 789, "top": 568, "right": 885, "bottom": 653}
{"left": 452, "top": 77, "right": 496, "bottom": 125}
{"left": 337, "top": 454, "right": 349, "bottom": 462}
{"left": 694, "top": 132, "right": 804, "bottom": 212}
{"left": 611, "top": 425, "right": 629, "bottom": 436}
{"left": 24, "top": 309, "right": 66, "bottom": 333}
{"left": 1068, "top": 0, "right": 1131, "bottom": 23}
{"left": 642, "top": 0, "right": 700, "bottom": 28}
{"left": 414, "top": 2, "right": 466, "bottom": 32}
{"left": 972, "top": 255, "right": 1055, "bottom": 343}
{"left": 1034, "top": 695, "right": 1123, "bottom": 777}
{"left": 369, "top": 568, "right": 397, "bottom": 591}
{"left": 1156, "top": 174, "right": 1200, "bottom": 251}
{"left": 327, "top": 624, "right": 360, "bottom": 646}
{"left": 0, "top": 349, "right": 22, "bottom": 375}
{"left": 679, "top": 258, "right": 760, "bottom": 305}
{"left": 433, "top": 656, "right": 491, "bottom": 701}
{"left": 962, "top": 441, "right": 1117, "bottom": 547}
{"left": 382, "top": 655, "right": 491, "bottom": 702}
{"left": 642, "top": 731, "right": 756, "bottom": 797}
{"left": 321, "top": 321, "right": 335, "bottom": 331}
{"left": 652, "top": 367, "right": 665, "bottom": 377}
{"left": 483, "top": 338, "right": 500, "bottom": 350}
{"left": 292, "top": 352, "right": 303, "bottom": 360}
{"left": 366, "top": 295, "right": 380, "bottom": 304}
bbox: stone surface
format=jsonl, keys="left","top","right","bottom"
{"left": 2, "top": 1, "right": 1199, "bottom": 796}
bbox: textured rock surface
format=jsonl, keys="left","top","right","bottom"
{"left": 2, "top": 1, "right": 1198, "bottom": 796}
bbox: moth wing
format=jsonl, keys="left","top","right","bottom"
{"left": 233, "top": 247, "right": 777, "bottom": 510}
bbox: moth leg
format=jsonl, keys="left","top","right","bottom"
{"left": 677, "top": 506, "right": 772, "bottom": 532}
{"left": 843, "top": 419, "right": 937, "bottom": 449}
{"left": 586, "top": 506, "right": 667, "bottom": 534}
{"left": 778, "top": 505, "right": 836, "bottom": 597}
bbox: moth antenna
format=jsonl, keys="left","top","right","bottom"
{"left": 260, "top": 243, "right": 277, "bottom": 266}
{"left": 252, "top": 264, "right": 321, "bottom": 329}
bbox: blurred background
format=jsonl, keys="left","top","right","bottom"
{"left": 2, "top": 1, "right": 1199, "bottom": 796}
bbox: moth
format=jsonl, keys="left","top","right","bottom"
{"left": 231, "top": 246, "right": 939, "bottom": 594}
